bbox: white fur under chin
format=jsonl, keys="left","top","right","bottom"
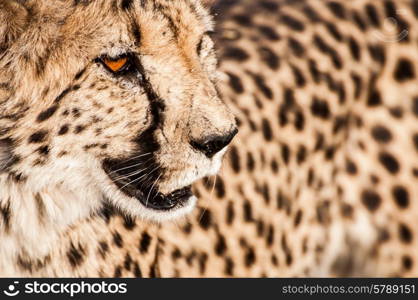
{"left": 0, "top": 143, "right": 227, "bottom": 273}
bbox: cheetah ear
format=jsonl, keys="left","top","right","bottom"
{"left": 0, "top": 0, "right": 30, "bottom": 52}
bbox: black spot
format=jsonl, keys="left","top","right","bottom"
{"left": 270, "top": 159, "right": 278, "bottom": 173}
{"left": 171, "top": 248, "right": 182, "bottom": 260}
{"left": 365, "top": 4, "right": 380, "bottom": 27}
{"left": 247, "top": 152, "right": 255, "bottom": 171}
{"left": 74, "top": 125, "right": 86, "bottom": 134}
{"left": 346, "top": 159, "right": 357, "bottom": 175}
{"left": 139, "top": 232, "right": 151, "bottom": 254}
{"left": 198, "top": 209, "right": 212, "bottom": 230}
{"left": 67, "top": 243, "right": 85, "bottom": 267}
{"left": 257, "top": 25, "right": 280, "bottom": 41}
{"left": 348, "top": 37, "right": 361, "bottom": 61}
{"left": 327, "top": 1, "right": 346, "bottom": 19}
{"left": 294, "top": 110, "right": 305, "bottom": 131}
{"left": 98, "top": 241, "right": 109, "bottom": 258}
{"left": 258, "top": 47, "right": 280, "bottom": 70}
{"left": 229, "top": 146, "right": 240, "bottom": 173}
{"left": 281, "top": 144, "right": 290, "bottom": 164}
{"left": 413, "top": 97, "right": 418, "bottom": 117}
{"left": 394, "top": 59, "right": 415, "bottom": 82}
{"left": 413, "top": 134, "right": 418, "bottom": 151}
{"left": 290, "top": 65, "right": 306, "bottom": 87}
{"left": 250, "top": 73, "right": 273, "bottom": 99}
{"left": 261, "top": 118, "right": 273, "bottom": 141}
{"left": 28, "top": 131, "right": 48, "bottom": 143}
{"left": 244, "top": 247, "right": 256, "bottom": 267}
{"left": 367, "top": 75, "right": 382, "bottom": 106}
{"left": 392, "top": 186, "right": 409, "bottom": 208}
{"left": 288, "top": 38, "right": 305, "bottom": 57}
{"left": 413, "top": 0, "right": 418, "bottom": 18}
{"left": 361, "top": 190, "right": 381, "bottom": 211}
{"left": 226, "top": 72, "right": 244, "bottom": 93}
{"left": 215, "top": 177, "right": 226, "bottom": 198}
{"left": 243, "top": 200, "right": 253, "bottom": 222}
{"left": 124, "top": 253, "right": 132, "bottom": 271}
{"left": 122, "top": 215, "right": 136, "bottom": 230}
{"left": 224, "top": 257, "right": 234, "bottom": 276}
{"left": 294, "top": 210, "right": 303, "bottom": 227}
{"left": 352, "top": 11, "right": 367, "bottom": 31}
{"left": 325, "top": 22, "right": 343, "bottom": 42}
{"left": 308, "top": 59, "right": 321, "bottom": 83}
{"left": 113, "top": 266, "right": 122, "bottom": 278}
{"left": 223, "top": 47, "right": 249, "bottom": 61}
{"left": 37, "top": 105, "right": 58, "bottom": 122}
{"left": 311, "top": 97, "right": 331, "bottom": 119}
{"left": 259, "top": 1, "right": 279, "bottom": 11}
{"left": 351, "top": 73, "right": 363, "bottom": 99}
{"left": 302, "top": 4, "right": 322, "bottom": 22}
{"left": 58, "top": 125, "right": 69, "bottom": 135}
{"left": 280, "top": 14, "right": 305, "bottom": 31}
{"left": 379, "top": 152, "right": 400, "bottom": 174}
{"left": 399, "top": 223, "right": 413, "bottom": 243}
{"left": 402, "top": 256, "right": 413, "bottom": 271}
{"left": 215, "top": 233, "right": 227, "bottom": 256}
{"left": 0, "top": 202, "right": 11, "bottom": 232}
{"left": 113, "top": 231, "right": 123, "bottom": 248}
{"left": 36, "top": 145, "right": 49, "bottom": 156}
{"left": 198, "top": 253, "right": 208, "bottom": 274}
{"left": 371, "top": 126, "right": 392, "bottom": 143}
{"left": 233, "top": 14, "right": 253, "bottom": 27}
{"left": 266, "top": 225, "right": 274, "bottom": 246}
{"left": 333, "top": 115, "right": 348, "bottom": 134}
{"left": 296, "top": 145, "right": 307, "bottom": 164}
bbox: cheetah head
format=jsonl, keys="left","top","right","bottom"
{"left": 0, "top": 0, "right": 236, "bottom": 222}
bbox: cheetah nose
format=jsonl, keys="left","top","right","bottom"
{"left": 190, "top": 127, "right": 238, "bottom": 158}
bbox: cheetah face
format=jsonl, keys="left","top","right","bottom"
{"left": 0, "top": 0, "right": 236, "bottom": 221}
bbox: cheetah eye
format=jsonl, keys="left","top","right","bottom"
{"left": 99, "top": 55, "right": 132, "bottom": 74}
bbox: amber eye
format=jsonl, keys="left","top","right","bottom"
{"left": 102, "top": 56, "right": 129, "bottom": 73}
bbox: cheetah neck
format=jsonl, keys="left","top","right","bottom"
{"left": 0, "top": 173, "right": 102, "bottom": 274}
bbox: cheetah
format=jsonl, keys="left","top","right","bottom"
{"left": 1, "top": 0, "right": 418, "bottom": 277}
{"left": 0, "top": 0, "right": 236, "bottom": 276}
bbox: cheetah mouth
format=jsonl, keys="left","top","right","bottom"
{"left": 103, "top": 161, "right": 193, "bottom": 211}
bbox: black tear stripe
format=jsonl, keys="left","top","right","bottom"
{"left": 102, "top": 54, "right": 167, "bottom": 198}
